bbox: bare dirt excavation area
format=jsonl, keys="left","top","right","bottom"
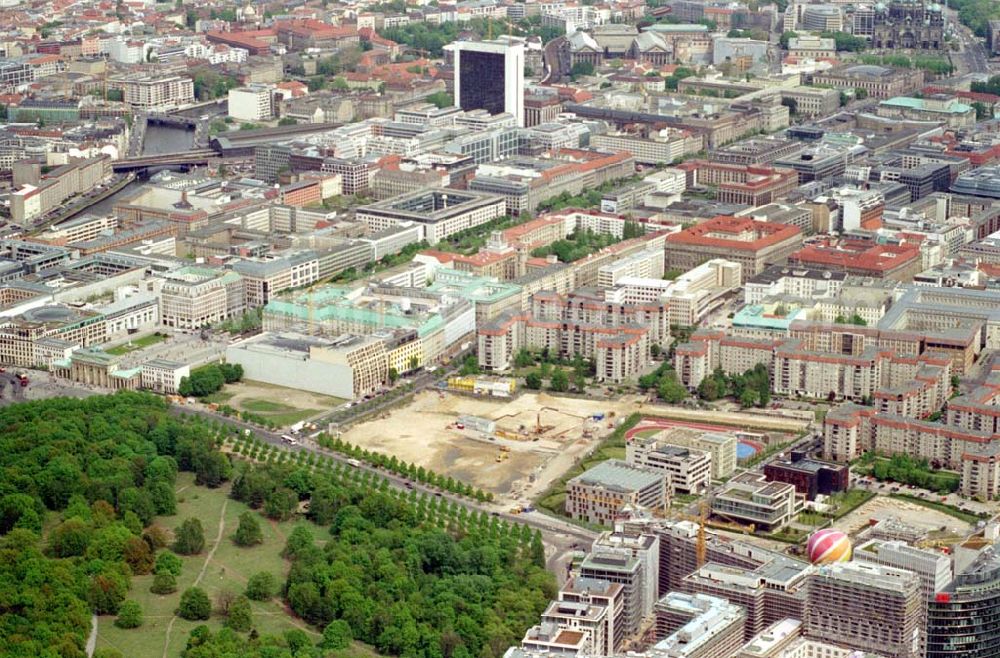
{"left": 340, "top": 390, "right": 624, "bottom": 498}
{"left": 338, "top": 390, "right": 811, "bottom": 500}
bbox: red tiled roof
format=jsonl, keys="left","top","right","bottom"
{"left": 666, "top": 215, "right": 801, "bottom": 251}
{"left": 417, "top": 249, "right": 456, "bottom": 264}
{"left": 789, "top": 240, "right": 920, "bottom": 274}
{"left": 923, "top": 86, "right": 1000, "bottom": 104}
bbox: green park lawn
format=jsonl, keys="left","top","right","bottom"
{"left": 105, "top": 333, "right": 168, "bottom": 356}
{"left": 239, "top": 398, "right": 323, "bottom": 426}
{"left": 94, "top": 472, "right": 334, "bottom": 658}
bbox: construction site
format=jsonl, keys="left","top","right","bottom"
{"left": 831, "top": 494, "right": 974, "bottom": 546}
{"left": 338, "top": 389, "right": 640, "bottom": 496}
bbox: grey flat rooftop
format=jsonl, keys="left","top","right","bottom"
{"left": 570, "top": 459, "right": 664, "bottom": 492}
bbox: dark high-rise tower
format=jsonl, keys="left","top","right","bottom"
{"left": 451, "top": 38, "right": 525, "bottom": 127}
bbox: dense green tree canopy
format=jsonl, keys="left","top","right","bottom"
{"left": 0, "top": 393, "right": 230, "bottom": 656}
{"left": 233, "top": 511, "right": 263, "bottom": 547}
{"left": 229, "top": 458, "right": 555, "bottom": 657}
{"left": 178, "top": 587, "right": 212, "bottom": 621}
{"left": 245, "top": 571, "right": 278, "bottom": 601}
{"left": 1, "top": 392, "right": 553, "bottom": 658}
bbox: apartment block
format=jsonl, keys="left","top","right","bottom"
{"left": 946, "top": 380, "right": 1000, "bottom": 435}
{"left": 626, "top": 436, "right": 711, "bottom": 495}
{"left": 652, "top": 592, "right": 745, "bottom": 658}
{"left": 853, "top": 539, "right": 952, "bottom": 601}
{"left": 112, "top": 73, "right": 195, "bottom": 111}
{"left": 774, "top": 341, "right": 888, "bottom": 402}
{"left": 678, "top": 322, "right": 955, "bottom": 407}
{"left": 674, "top": 329, "right": 775, "bottom": 390}
{"left": 477, "top": 289, "right": 669, "bottom": 383}
{"left": 804, "top": 562, "right": 924, "bottom": 658}
{"left": 566, "top": 459, "right": 667, "bottom": 526}
{"left": 960, "top": 444, "right": 1000, "bottom": 500}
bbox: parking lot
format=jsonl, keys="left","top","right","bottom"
{"left": 855, "top": 476, "right": 995, "bottom": 517}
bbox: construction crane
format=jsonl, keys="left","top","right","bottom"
{"left": 696, "top": 500, "right": 707, "bottom": 569}
{"left": 660, "top": 497, "right": 708, "bottom": 567}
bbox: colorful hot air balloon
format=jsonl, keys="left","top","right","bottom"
{"left": 807, "top": 529, "right": 852, "bottom": 564}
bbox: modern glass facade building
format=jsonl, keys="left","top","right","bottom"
{"left": 927, "top": 550, "right": 1000, "bottom": 658}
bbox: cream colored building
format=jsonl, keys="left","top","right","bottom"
{"left": 663, "top": 259, "right": 742, "bottom": 327}
{"left": 228, "top": 84, "right": 278, "bottom": 122}
{"left": 652, "top": 426, "right": 737, "bottom": 479}
{"left": 158, "top": 267, "right": 245, "bottom": 330}
{"left": 787, "top": 36, "right": 836, "bottom": 59}
{"left": 311, "top": 334, "right": 388, "bottom": 398}
{"left": 141, "top": 359, "right": 190, "bottom": 394}
{"left": 779, "top": 86, "right": 841, "bottom": 118}
{"left": 113, "top": 73, "right": 195, "bottom": 111}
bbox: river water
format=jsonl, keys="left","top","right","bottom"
{"left": 142, "top": 123, "right": 194, "bottom": 155}
{"left": 82, "top": 123, "right": 195, "bottom": 216}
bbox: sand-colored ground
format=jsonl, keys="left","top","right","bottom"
{"left": 339, "top": 390, "right": 633, "bottom": 495}
{"left": 341, "top": 391, "right": 806, "bottom": 492}
{"left": 832, "top": 495, "right": 972, "bottom": 538}
{"left": 339, "top": 391, "right": 813, "bottom": 496}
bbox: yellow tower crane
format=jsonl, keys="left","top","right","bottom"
{"left": 696, "top": 500, "right": 707, "bottom": 569}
